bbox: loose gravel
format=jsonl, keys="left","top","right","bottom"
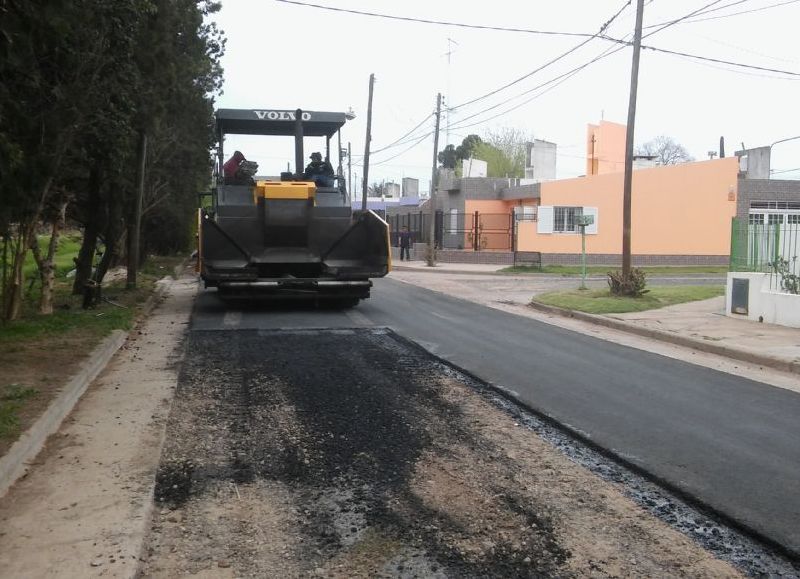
{"left": 140, "top": 327, "right": 774, "bottom": 578}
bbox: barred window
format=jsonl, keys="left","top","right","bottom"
{"left": 768, "top": 214, "right": 784, "bottom": 226}
{"left": 788, "top": 214, "right": 800, "bottom": 225}
{"left": 749, "top": 213, "right": 764, "bottom": 225}
{"left": 554, "top": 206, "right": 582, "bottom": 233}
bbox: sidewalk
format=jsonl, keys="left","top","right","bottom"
{"left": 388, "top": 266, "right": 800, "bottom": 378}
{"left": 392, "top": 260, "right": 507, "bottom": 275}
{"left": 531, "top": 296, "right": 800, "bottom": 376}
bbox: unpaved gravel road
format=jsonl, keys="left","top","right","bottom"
{"left": 141, "top": 327, "right": 740, "bottom": 578}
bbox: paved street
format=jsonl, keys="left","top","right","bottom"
{"left": 192, "top": 277, "right": 800, "bottom": 557}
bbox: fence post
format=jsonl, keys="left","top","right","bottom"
{"left": 473, "top": 211, "right": 479, "bottom": 251}
{"left": 510, "top": 212, "right": 516, "bottom": 252}
{"left": 729, "top": 217, "right": 737, "bottom": 272}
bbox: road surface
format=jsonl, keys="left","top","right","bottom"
{"left": 191, "top": 276, "right": 800, "bottom": 557}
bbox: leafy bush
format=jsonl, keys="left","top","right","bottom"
{"left": 770, "top": 257, "right": 799, "bottom": 295}
{"left": 607, "top": 268, "right": 648, "bottom": 297}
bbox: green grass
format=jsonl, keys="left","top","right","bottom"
{"left": 21, "top": 231, "right": 83, "bottom": 278}
{"left": 0, "top": 384, "right": 37, "bottom": 439}
{"left": 533, "top": 285, "right": 725, "bottom": 315}
{"left": 1, "top": 254, "right": 184, "bottom": 344}
{"left": 501, "top": 265, "right": 729, "bottom": 276}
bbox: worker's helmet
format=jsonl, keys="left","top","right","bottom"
{"left": 310, "top": 152, "right": 322, "bottom": 162}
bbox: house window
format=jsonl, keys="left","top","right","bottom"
{"left": 768, "top": 214, "right": 784, "bottom": 226}
{"left": 787, "top": 214, "right": 800, "bottom": 225}
{"left": 749, "top": 213, "right": 764, "bottom": 225}
{"left": 554, "top": 206, "right": 582, "bottom": 233}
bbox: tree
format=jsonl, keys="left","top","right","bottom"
{"left": 0, "top": 0, "right": 224, "bottom": 318}
{"left": 635, "top": 135, "right": 694, "bottom": 165}
{"left": 437, "top": 144, "right": 458, "bottom": 169}
{"left": 456, "top": 134, "right": 483, "bottom": 161}
{"left": 438, "top": 135, "right": 484, "bottom": 172}
{"left": 472, "top": 143, "right": 524, "bottom": 178}
{"left": 484, "top": 128, "right": 530, "bottom": 176}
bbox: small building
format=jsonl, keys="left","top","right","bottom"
{"left": 408, "top": 119, "right": 800, "bottom": 266}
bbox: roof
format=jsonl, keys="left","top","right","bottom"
{"left": 216, "top": 109, "right": 349, "bottom": 138}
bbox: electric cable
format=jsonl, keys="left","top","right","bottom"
{"left": 274, "top": 0, "right": 606, "bottom": 38}
{"left": 649, "top": 0, "right": 799, "bottom": 26}
{"left": 450, "top": 0, "right": 632, "bottom": 111}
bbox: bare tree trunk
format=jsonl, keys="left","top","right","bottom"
{"left": 73, "top": 166, "right": 102, "bottom": 294}
{"left": 4, "top": 229, "right": 28, "bottom": 321}
{"left": 127, "top": 130, "right": 147, "bottom": 289}
{"left": 3, "top": 161, "right": 61, "bottom": 320}
{"left": 84, "top": 188, "right": 123, "bottom": 308}
{"left": 33, "top": 200, "right": 68, "bottom": 314}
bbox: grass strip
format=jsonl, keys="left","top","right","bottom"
{"left": 532, "top": 285, "right": 725, "bottom": 315}
{"left": 0, "top": 384, "right": 38, "bottom": 439}
{"left": 501, "top": 265, "right": 729, "bottom": 276}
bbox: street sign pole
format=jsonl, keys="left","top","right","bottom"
{"left": 580, "top": 224, "right": 587, "bottom": 290}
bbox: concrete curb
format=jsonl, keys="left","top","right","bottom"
{"left": 391, "top": 264, "right": 725, "bottom": 280}
{"left": 392, "top": 264, "right": 510, "bottom": 276}
{"left": 528, "top": 300, "right": 800, "bottom": 376}
{"left": 0, "top": 278, "right": 174, "bottom": 499}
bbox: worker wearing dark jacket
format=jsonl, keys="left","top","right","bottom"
{"left": 304, "top": 152, "right": 335, "bottom": 187}
{"left": 398, "top": 226, "right": 413, "bottom": 261}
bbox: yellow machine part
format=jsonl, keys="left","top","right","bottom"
{"left": 254, "top": 180, "right": 316, "bottom": 202}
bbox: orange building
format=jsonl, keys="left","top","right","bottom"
{"left": 459, "top": 121, "right": 740, "bottom": 264}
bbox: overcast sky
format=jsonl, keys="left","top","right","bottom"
{"left": 212, "top": 0, "right": 800, "bottom": 190}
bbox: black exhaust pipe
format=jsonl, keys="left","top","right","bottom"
{"left": 295, "top": 108, "right": 304, "bottom": 177}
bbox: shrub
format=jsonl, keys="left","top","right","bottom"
{"left": 607, "top": 268, "right": 648, "bottom": 297}
{"left": 770, "top": 257, "right": 799, "bottom": 295}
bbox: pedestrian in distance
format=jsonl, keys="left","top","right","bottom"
{"left": 398, "top": 226, "right": 413, "bottom": 261}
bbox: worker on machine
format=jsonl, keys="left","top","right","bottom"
{"left": 223, "top": 151, "right": 247, "bottom": 184}
{"left": 223, "top": 150, "right": 258, "bottom": 185}
{"left": 304, "top": 152, "right": 335, "bottom": 187}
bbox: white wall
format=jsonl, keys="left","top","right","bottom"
{"left": 463, "top": 158, "right": 487, "bottom": 178}
{"left": 726, "top": 272, "right": 800, "bottom": 328}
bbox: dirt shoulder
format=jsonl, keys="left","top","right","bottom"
{"left": 0, "top": 275, "right": 196, "bottom": 579}
{"left": 141, "top": 328, "right": 741, "bottom": 578}
{"left": 0, "top": 258, "right": 185, "bottom": 457}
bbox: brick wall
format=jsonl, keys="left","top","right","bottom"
{"left": 398, "top": 244, "right": 728, "bottom": 266}
{"left": 737, "top": 178, "right": 800, "bottom": 220}
{"left": 540, "top": 253, "right": 729, "bottom": 266}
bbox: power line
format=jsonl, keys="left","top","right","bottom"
{"left": 353, "top": 131, "right": 434, "bottom": 168}
{"left": 674, "top": 0, "right": 800, "bottom": 24}
{"left": 771, "top": 167, "right": 800, "bottom": 175}
{"left": 449, "top": 42, "right": 626, "bottom": 132}
{"left": 359, "top": 113, "right": 433, "bottom": 157}
{"left": 640, "top": 44, "right": 800, "bottom": 76}
{"left": 274, "top": 0, "right": 605, "bottom": 38}
{"left": 450, "top": 0, "right": 632, "bottom": 111}
{"left": 641, "top": 0, "right": 728, "bottom": 36}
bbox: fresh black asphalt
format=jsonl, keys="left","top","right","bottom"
{"left": 191, "top": 276, "right": 800, "bottom": 557}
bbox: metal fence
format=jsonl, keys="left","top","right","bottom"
{"left": 730, "top": 218, "right": 800, "bottom": 291}
{"left": 387, "top": 211, "right": 515, "bottom": 251}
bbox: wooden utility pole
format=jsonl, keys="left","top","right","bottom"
{"left": 127, "top": 130, "right": 147, "bottom": 289}
{"left": 427, "top": 93, "right": 442, "bottom": 267}
{"left": 361, "top": 73, "right": 375, "bottom": 211}
{"left": 622, "top": 0, "right": 645, "bottom": 278}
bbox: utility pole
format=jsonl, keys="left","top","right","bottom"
{"left": 621, "top": 0, "right": 645, "bottom": 278}
{"left": 427, "top": 93, "right": 442, "bottom": 267}
{"left": 347, "top": 141, "right": 352, "bottom": 199}
{"left": 362, "top": 73, "right": 375, "bottom": 212}
{"left": 445, "top": 38, "right": 457, "bottom": 147}
{"left": 127, "top": 130, "right": 147, "bottom": 289}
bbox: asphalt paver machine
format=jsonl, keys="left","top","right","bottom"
{"left": 198, "top": 108, "right": 390, "bottom": 304}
